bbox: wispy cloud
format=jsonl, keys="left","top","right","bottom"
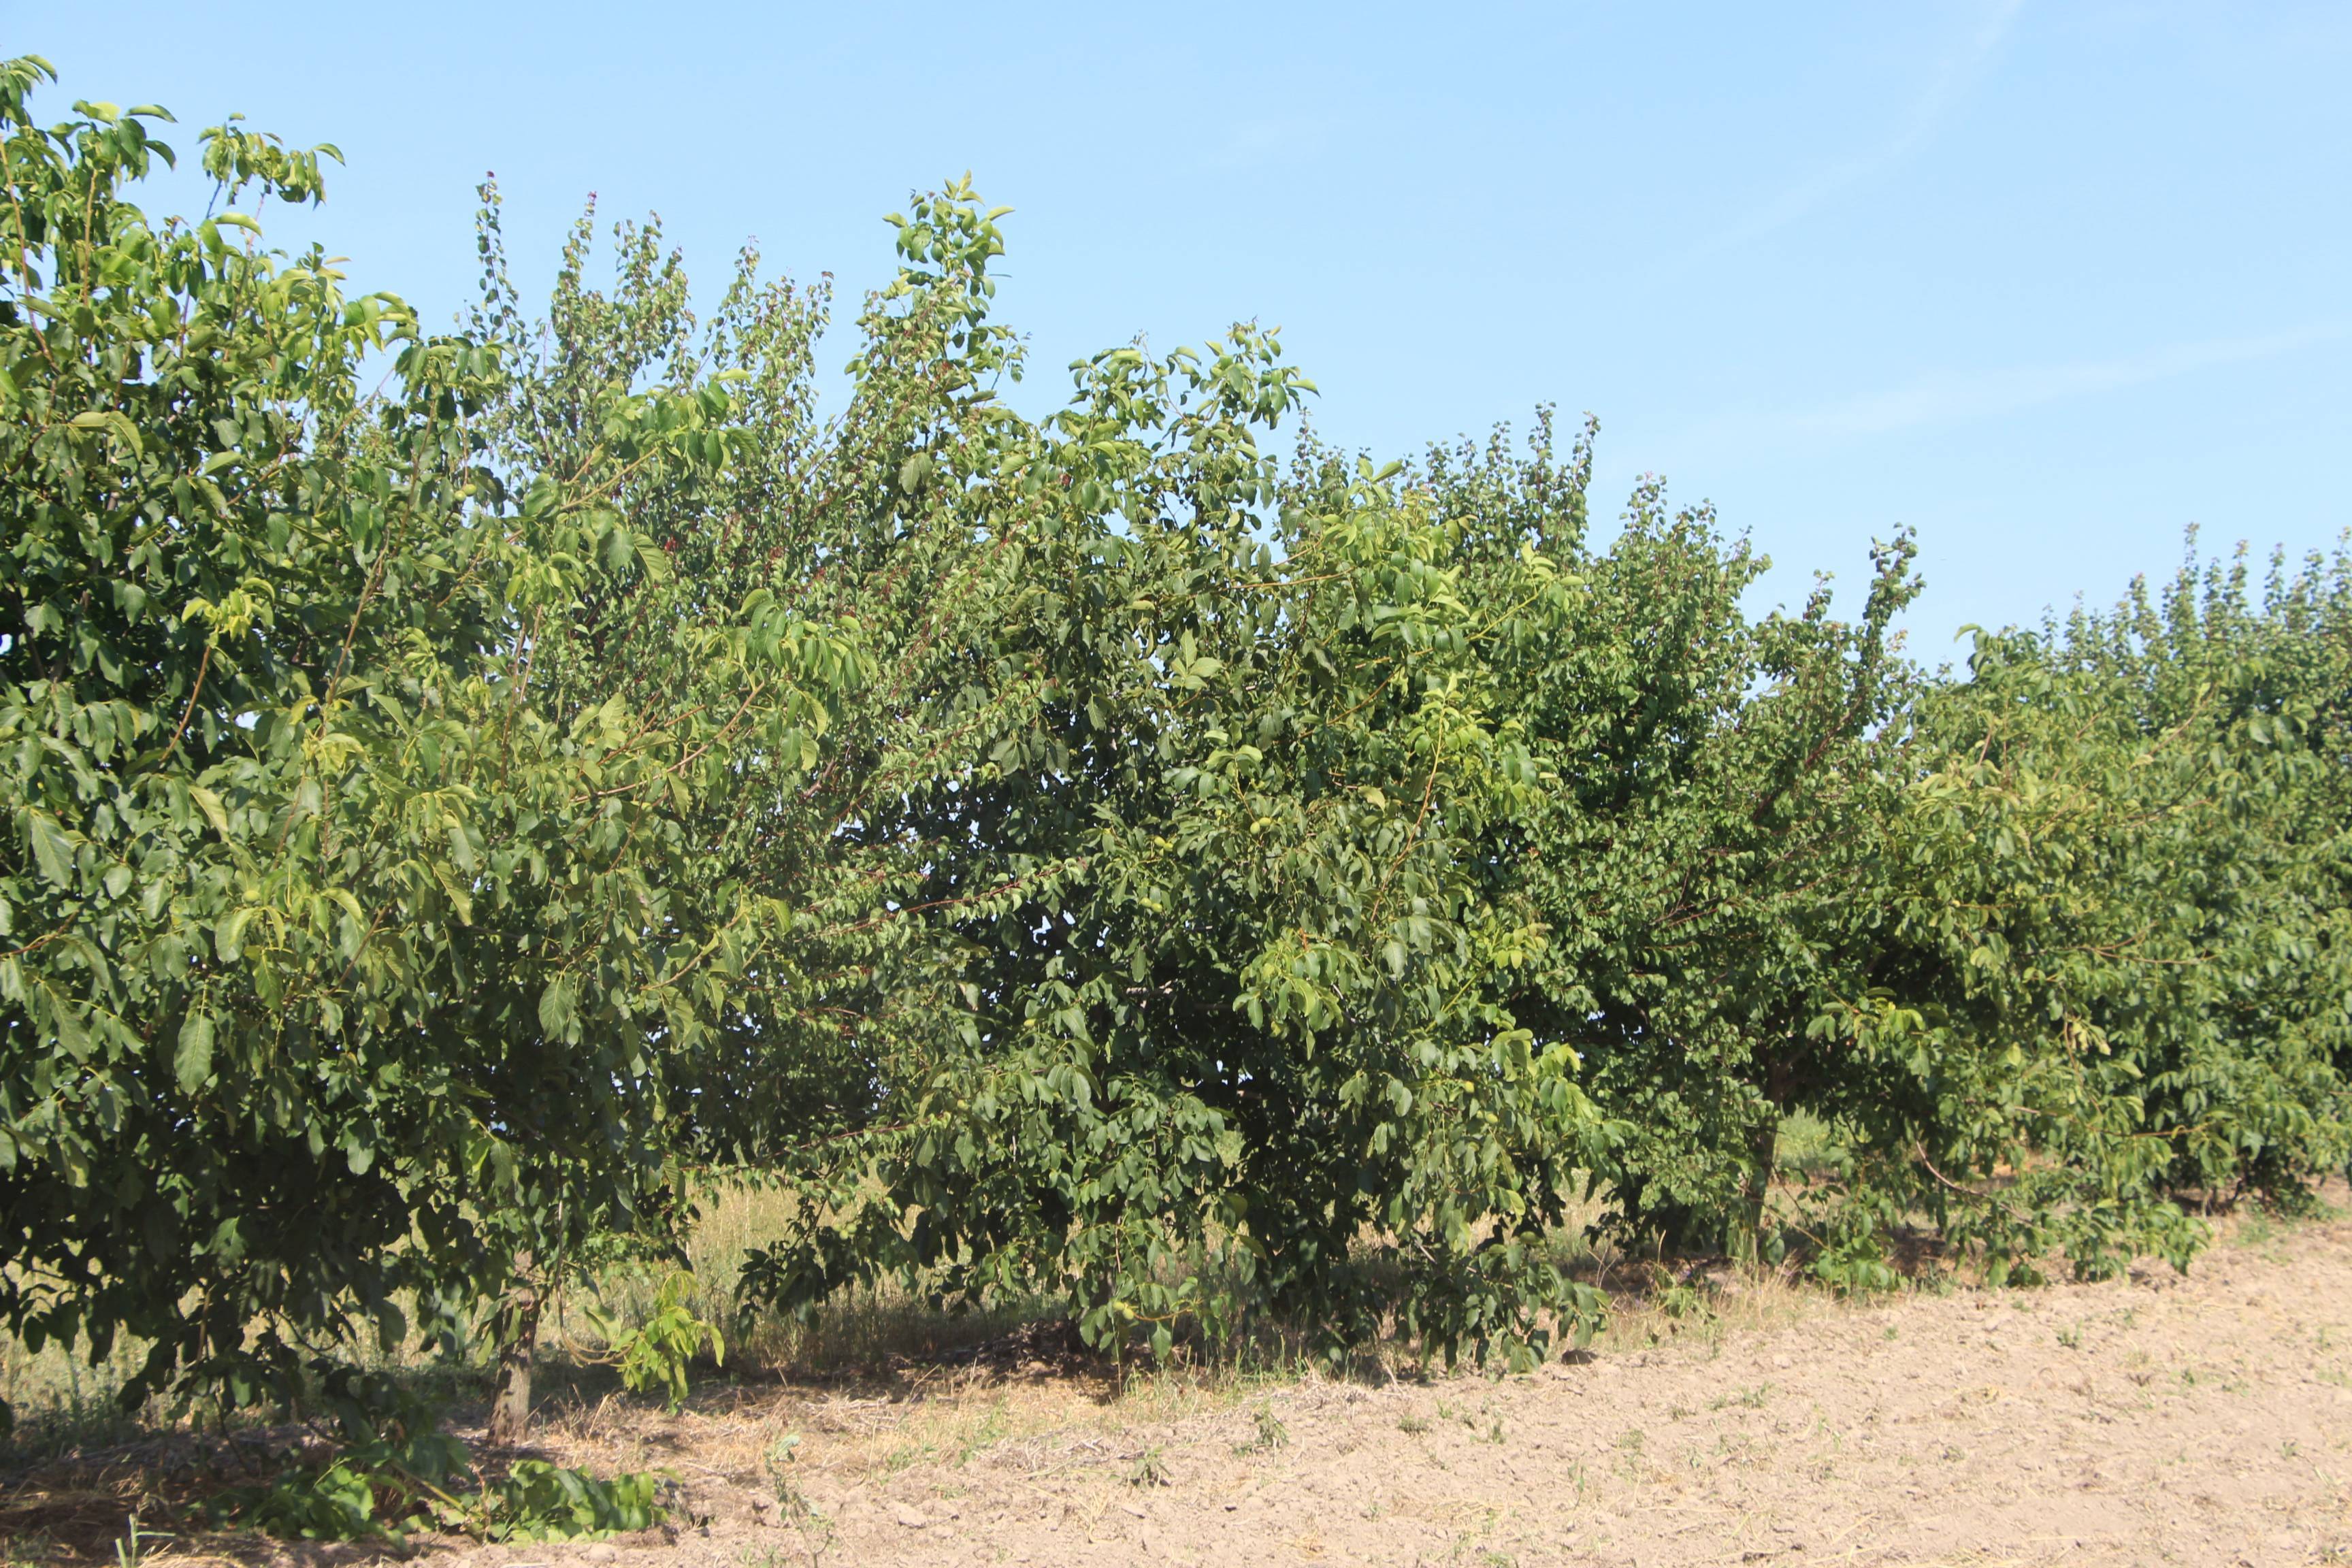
{"left": 1769, "top": 320, "right": 2349, "bottom": 438}
{"left": 1695, "top": 0, "right": 2026, "bottom": 257}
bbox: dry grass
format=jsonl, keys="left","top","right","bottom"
{"left": 521, "top": 1204, "right": 2339, "bottom": 1568}
{"left": 0, "top": 1166, "right": 1950, "bottom": 1450}
{"left": 508, "top": 1177, "right": 1869, "bottom": 1534}
{"left": 3, "top": 1167, "right": 2321, "bottom": 1500}
{"left": 0, "top": 1334, "right": 154, "bottom": 1464}
{"left": 3, "top": 1184, "right": 2342, "bottom": 1565}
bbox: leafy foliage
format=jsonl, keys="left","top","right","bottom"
{"left": 208, "top": 1370, "right": 664, "bottom": 1542}
{"left": 0, "top": 52, "right": 854, "bottom": 1417}
{"left": 3, "top": 51, "right": 2350, "bottom": 1454}
{"left": 581, "top": 1270, "right": 723, "bottom": 1409}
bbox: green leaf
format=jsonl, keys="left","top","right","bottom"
{"left": 214, "top": 907, "right": 255, "bottom": 961}
{"left": 27, "top": 814, "right": 74, "bottom": 889}
{"left": 189, "top": 786, "right": 231, "bottom": 839}
{"left": 66, "top": 409, "right": 143, "bottom": 454}
{"left": 538, "top": 978, "right": 576, "bottom": 1037}
{"left": 175, "top": 1013, "right": 216, "bottom": 1094}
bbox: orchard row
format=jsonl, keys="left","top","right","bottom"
{"left": 3, "top": 58, "right": 2345, "bottom": 1431}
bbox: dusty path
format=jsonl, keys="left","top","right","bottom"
{"left": 501, "top": 1213, "right": 2352, "bottom": 1568}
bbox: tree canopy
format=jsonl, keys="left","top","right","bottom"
{"left": 3, "top": 56, "right": 2347, "bottom": 1433}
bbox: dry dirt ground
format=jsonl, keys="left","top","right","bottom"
{"left": 17, "top": 1213, "right": 2352, "bottom": 1568}
{"left": 495, "top": 1213, "right": 2351, "bottom": 1568}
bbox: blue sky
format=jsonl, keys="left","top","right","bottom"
{"left": 18, "top": 1, "right": 2349, "bottom": 651}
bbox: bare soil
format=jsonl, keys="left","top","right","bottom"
{"left": 16, "top": 1211, "right": 2352, "bottom": 1567}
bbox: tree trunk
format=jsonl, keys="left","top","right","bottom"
{"left": 487, "top": 1269, "right": 540, "bottom": 1447}
{"left": 1732, "top": 1115, "right": 1779, "bottom": 1264}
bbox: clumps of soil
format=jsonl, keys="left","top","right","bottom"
{"left": 12, "top": 1209, "right": 2352, "bottom": 1566}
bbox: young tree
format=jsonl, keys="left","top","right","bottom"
{"left": 0, "top": 58, "right": 853, "bottom": 1424}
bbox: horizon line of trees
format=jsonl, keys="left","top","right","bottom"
{"left": 3, "top": 56, "right": 2347, "bottom": 1435}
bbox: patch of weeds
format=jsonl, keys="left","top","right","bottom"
{"left": 764, "top": 1432, "right": 823, "bottom": 1526}
{"left": 220, "top": 1453, "right": 663, "bottom": 1545}
{"left": 2055, "top": 1324, "right": 2083, "bottom": 1350}
{"left": 1484, "top": 1417, "right": 1506, "bottom": 1444}
{"left": 1235, "top": 1405, "right": 1289, "bottom": 1455}
{"left": 1667, "top": 1403, "right": 1693, "bottom": 1422}
{"left": 110, "top": 1514, "right": 170, "bottom": 1568}
{"left": 1126, "top": 1446, "right": 1171, "bottom": 1488}
{"left": 877, "top": 1441, "right": 938, "bottom": 1475}
{"left": 487, "top": 1463, "right": 666, "bottom": 1541}
{"left": 1616, "top": 1429, "right": 1645, "bottom": 1455}
{"left": 0, "top": 1530, "right": 56, "bottom": 1568}
{"left": 764, "top": 1433, "right": 800, "bottom": 1488}
{"left": 206, "top": 1368, "right": 666, "bottom": 1546}
{"left": 785, "top": 1504, "right": 837, "bottom": 1563}
{"left": 953, "top": 1403, "right": 1011, "bottom": 1466}
{"left": 1656, "top": 1281, "right": 1714, "bottom": 1323}
{"left": 1813, "top": 1236, "right": 1901, "bottom": 1296}
{"left": 1398, "top": 1413, "right": 1430, "bottom": 1435}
